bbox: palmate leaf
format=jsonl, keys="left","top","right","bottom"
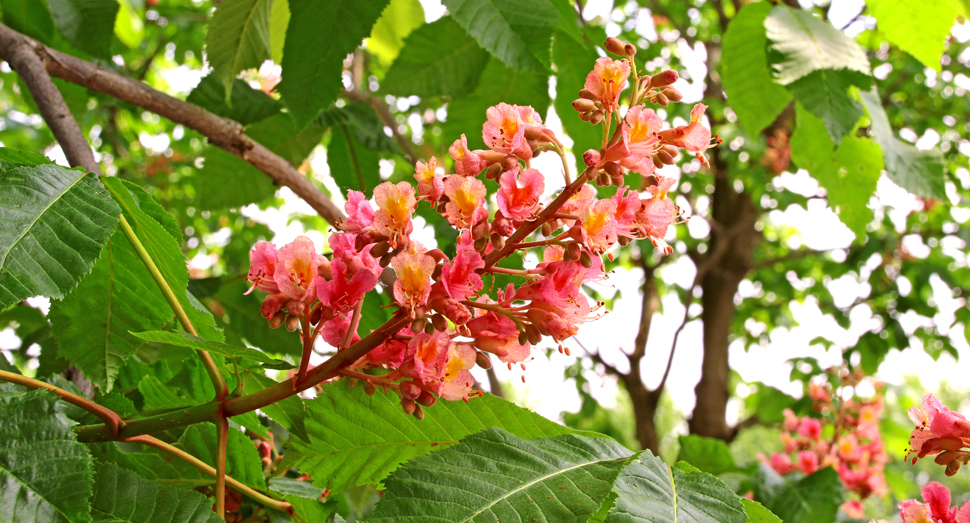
{"left": 442, "top": 0, "right": 558, "bottom": 73}
{"left": 603, "top": 453, "right": 747, "bottom": 523}
{"left": 367, "top": 0, "right": 425, "bottom": 65}
{"left": 866, "top": 0, "right": 959, "bottom": 72}
{"left": 47, "top": 0, "right": 120, "bottom": 59}
{"left": 0, "top": 156, "right": 120, "bottom": 310}
{"left": 859, "top": 88, "right": 946, "bottom": 199}
{"left": 90, "top": 463, "right": 221, "bottom": 523}
{"left": 281, "top": 380, "right": 579, "bottom": 494}
{"left": 0, "top": 389, "right": 94, "bottom": 523}
{"left": 131, "top": 330, "right": 284, "bottom": 364}
{"left": 205, "top": 0, "right": 273, "bottom": 102}
{"left": 186, "top": 75, "right": 283, "bottom": 125}
{"left": 751, "top": 465, "right": 843, "bottom": 523}
{"left": 368, "top": 428, "right": 632, "bottom": 523}
{"left": 278, "top": 0, "right": 389, "bottom": 128}
{"left": 719, "top": 2, "right": 792, "bottom": 136}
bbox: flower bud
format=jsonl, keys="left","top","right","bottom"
{"left": 947, "top": 459, "right": 962, "bottom": 476}
{"left": 286, "top": 300, "right": 305, "bottom": 316}
{"left": 652, "top": 155, "right": 664, "bottom": 169}
{"left": 517, "top": 330, "right": 528, "bottom": 346}
{"left": 580, "top": 251, "right": 594, "bottom": 268}
{"left": 579, "top": 111, "right": 593, "bottom": 122}
{"left": 663, "top": 86, "right": 683, "bottom": 102}
{"left": 501, "top": 155, "right": 519, "bottom": 171}
{"left": 611, "top": 174, "right": 625, "bottom": 187}
{"left": 657, "top": 149, "right": 675, "bottom": 165}
{"left": 492, "top": 215, "right": 513, "bottom": 236}
{"left": 541, "top": 222, "right": 554, "bottom": 237}
{"left": 485, "top": 162, "right": 503, "bottom": 180}
{"left": 583, "top": 149, "right": 601, "bottom": 167}
{"left": 309, "top": 304, "right": 323, "bottom": 325}
{"left": 436, "top": 201, "right": 447, "bottom": 213}
{"left": 490, "top": 233, "right": 506, "bottom": 251}
{"left": 472, "top": 220, "right": 489, "bottom": 240}
{"left": 572, "top": 98, "right": 597, "bottom": 112}
{"left": 596, "top": 171, "right": 610, "bottom": 187}
{"left": 651, "top": 69, "right": 679, "bottom": 88}
{"left": 579, "top": 88, "right": 597, "bottom": 100}
{"left": 639, "top": 75, "right": 652, "bottom": 88}
{"left": 285, "top": 315, "right": 300, "bottom": 332}
{"left": 401, "top": 398, "right": 416, "bottom": 415}
{"left": 654, "top": 92, "right": 669, "bottom": 106}
{"left": 411, "top": 317, "right": 427, "bottom": 333}
{"left": 268, "top": 314, "right": 285, "bottom": 329}
{"left": 317, "top": 262, "right": 332, "bottom": 280}
{"left": 432, "top": 314, "right": 448, "bottom": 331}
{"left": 424, "top": 322, "right": 435, "bottom": 335}
{"left": 379, "top": 252, "right": 393, "bottom": 268}
{"left": 525, "top": 324, "right": 543, "bottom": 345}
{"left": 370, "top": 240, "right": 391, "bottom": 258}
{"left": 603, "top": 161, "right": 622, "bottom": 177}
{"left": 618, "top": 235, "right": 631, "bottom": 246}
{"left": 589, "top": 110, "right": 605, "bottom": 125}
{"left": 565, "top": 242, "right": 582, "bottom": 261}
{"left": 605, "top": 37, "right": 627, "bottom": 56}
{"left": 401, "top": 381, "right": 422, "bottom": 400}
{"left": 417, "top": 391, "right": 437, "bottom": 407}
{"left": 413, "top": 404, "right": 425, "bottom": 420}
{"left": 474, "top": 236, "right": 489, "bottom": 252}
{"left": 624, "top": 43, "right": 637, "bottom": 56}
{"left": 364, "top": 381, "right": 376, "bottom": 396}
{"left": 431, "top": 264, "right": 443, "bottom": 281}
{"left": 475, "top": 351, "right": 492, "bottom": 369}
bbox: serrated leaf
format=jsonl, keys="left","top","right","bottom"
{"left": 186, "top": 75, "right": 283, "bottom": 125}
{"left": 282, "top": 380, "right": 580, "bottom": 494}
{"left": 285, "top": 495, "right": 334, "bottom": 523}
{"left": 0, "top": 147, "right": 53, "bottom": 166}
{"left": 381, "top": 16, "right": 489, "bottom": 98}
{"left": 742, "top": 499, "right": 782, "bottom": 523}
{"left": 327, "top": 122, "right": 382, "bottom": 194}
{"left": 867, "top": 0, "right": 958, "bottom": 72}
{"left": 211, "top": 279, "right": 300, "bottom": 357}
{"left": 443, "top": 0, "right": 558, "bottom": 73}
{"left": 442, "top": 57, "right": 550, "bottom": 151}
{"left": 859, "top": 88, "right": 946, "bottom": 199}
{"left": 90, "top": 463, "right": 221, "bottom": 523}
{"left": 752, "top": 465, "right": 843, "bottom": 523}
{"left": 268, "top": 477, "right": 325, "bottom": 499}
{"left": 785, "top": 68, "right": 863, "bottom": 145}
{"left": 115, "top": 179, "right": 180, "bottom": 240}
{"left": 0, "top": 389, "right": 94, "bottom": 523}
{"left": 317, "top": 101, "right": 397, "bottom": 153}
{"left": 604, "top": 451, "right": 747, "bottom": 523}
{"left": 369, "top": 428, "right": 632, "bottom": 523}
{"left": 720, "top": 2, "right": 792, "bottom": 136}
{"left": 764, "top": 6, "right": 871, "bottom": 85}
{"left": 0, "top": 160, "right": 120, "bottom": 310}
{"left": 676, "top": 435, "right": 739, "bottom": 476}
{"left": 47, "top": 0, "right": 120, "bottom": 59}
{"left": 132, "top": 330, "right": 283, "bottom": 364}
{"left": 205, "top": 0, "right": 273, "bottom": 102}
{"left": 268, "top": 0, "right": 288, "bottom": 63}
{"left": 367, "top": 0, "right": 425, "bottom": 64}
{"left": 0, "top": 0, "right": 56, "bottom": 44}
{"left": 178, "top": 424, "right": 267, "bottom": 489}
{"left": 103, "top": 177, "right": 224, "bottom": 342}
{"left": 242, "top": 369, "right": 307, "bottom": 440}
{"left": 553, "top": 30, "right": 602, "bottom": 170}
{"left": 278, "top": 0, "right": 390, "bottom": 128}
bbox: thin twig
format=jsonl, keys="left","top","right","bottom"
{"left": 0, "top": 370, "right": 123, "bottom": 436}
{"left": 215, "top": 415, "right": 229, "bottom": 519}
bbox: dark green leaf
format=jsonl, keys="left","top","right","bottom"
{"left": 785, "top": 69, "right": 863, "bottom": 145}
{"left": 282, "top": 380, "right": 581, "bottom": 494}
{"left": 242, "top": 369, "right": 307, "bottom": 440}
{"left": 0, "top": 389, "right": 94, "bottom": 523}
{"left": 553, "top": 31, "right": 602, "bottom": 170}
{"left": 752, "top": 465, "right": 843, "bottom": 523}
{"left": 381, "top": 16, "right": 489, "bottom": 98}
{"left": 327, "top": 123, "right": 382, "bottom": 194}
{"left": 211, "top": 279, "right": 300, "bottom": 357}
{"left": 866, "top": 0, "right": 959, "bottom": 72}
{"left": 317, "top": 101, "right": 397, "bottom": 153}
{"left": 0, "top": 160, "right": 120, "bottom": 310}
{"left": 367, "top": 0, "right": 425, "bottom": 64}
{"left": 131, "top": 329, "right": 283, "bottom": 364}
{"left": 859, "top": 88, "right": 946, "bottom": 199}
{"left": 268, "top": 477, "right": 325, "bottom": 498}
{"left": 370, "top": 428, "right": 632, "bottom": 523}
{"left": 676, "top": 435, "right": 739, "bottom": 476}
{"left": 278, "top": 0, "right": 390, "bottom": 128}
{"left": 443, "top": 0, "right": 558, "bottom": 73}
{"left": 719, "top": 2, "right": 792, "bottom": 136}
{"left": 0, "top": 147, "right": 53, "bottom": 166}
{"left": 90, "top": 463, "right": 221, "bottom": 523}
{"left": 177, "top": 424, "right": 267, "bottom": 488}
{"left": 1, "top": 0, "right": 55, "bottom": 44}
{"left": 186, "top": 75, "right": 283, "bottom": 125}
{"left": 205, "top": 0, "right": 273, "bottom": 102}
{"left": 47, "top": 0, "right": 120, "bottom": 59}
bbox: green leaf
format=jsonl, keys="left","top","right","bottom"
{"left": 0, "top": 146, "right": 54, "bottom": 166}
{"left": 604, "top": 451, "right": 747, "bottom": 523}
{"left": 442, "top": 58, "right": 550, "bottom": 151}
{"left": 0, "top": 389, "right": 94, "bottom": 523}
{"left": 553, "top": 30, "right": 601, "bottom": 170}
{"left": 367, "top": 0, "right": 425, "bottom": 64}
{"left": 866, "top": 0, "right": 959, "bottom": 72}
{"left": 676, "top": 435, "right": 739, "bottom": 476}
{"left": 278, "top": 0, "right": 390, "bottom": 128}
{"left": 859, "top": 88, "right": 946, "bottom": 199}
{"left": 764, "top": 6, "right": 871, "bottom": 85}
{"left": 268, "top": 0, "right": 288, "bottom": 63}
{"left": 205, "top": 0, "right": 273, "bottom": 102}
{"left": 186, "top": 75, "right": 283, "bottom": 125}
{"left": 785, "top": 69, "right": 863, "bottom": 145}
{"left": 131, "top": 330, "right": 283, "bottom": 364}
{"left": 790, "top": 104, "right": 882, "bottom": 241}
{"left": 327, "top": 123, "right": 382, "bottom": 194}
{"left": 381, "top": 16, "right": 489, "bottom": 98}
{"left": 284, "top": 496, "right": 334, "bottom": 523}
{"left": 103, "top": 177, "right": 224, "bottom": 342}
{"left": 1, "top": 0, "right": 55, "bottom": 44}
{"left": 443, "top": 0, "right": 558, "bottom": 73}
{"left": 742, "top": 499, "right": 782, "bottom": 523}
{"left": 268, "top": 477, "right": 325, "bottom": 498}
{"left": 282, "top": 380, "right": 580, "bottom": 494}
{"left": 177, "top": 424, "right": 267, "bottom": 489}
{"left": 370, "top": 428, "right": 633, "bottom": 523}
{"left": 752, "top": 465, "right": 843, "bottom": 523}
{"left": 113, "top": 0, "right": 143, "bottom": 49}
{"left": 114, "top": 179, "right": 180, "bottom": 240}
{"left": 47, "top": 0, "right": 120, "bottom": 59}
{"left": 0, "top": 161, "right": 120, "bottom": 310}
{"left": 90, "top": 463, "right": 221, "bottom": 523}
{"left": 317, "top": 101, "right": 397, "bottom": 153}
{"left": 212, "top": 279, "right": 299, "bottom": 355}
{"left": 720, "top": 2, "right": 792, "bottom": 136}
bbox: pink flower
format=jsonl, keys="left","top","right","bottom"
{"left": 372, "top": 181, "right": 417, "bottom": 249}
{"left": 246, "top": 242, "right": 280, "bottom": 294}
{"left": 497, "top": 166, "right": 544, "bottom": 222}
{"left": 766, "top": 453, "right": 794, "bottom": 475}
{"left": 603, "top": 105, "right": 664, "bottom": 176}
{"left": 449, "top": 134, "right": 485, "bottom": 176}
{"left": 414, "top": 157, "right": 444, "bottom": 202}
{"left": 796, "top": 450, "right": 818, "bottom": 474}
{"left": 467, "top": 312, "right": 530, "bottom": 363}
{"left": 841, "top": 500, "right": 865, "bottom": 519}
{"left": 316, "top": 235, "right": 380, "bottom": 315}
{"left": 585, "top": 57, "right": 630, "bottom": 112}
{"left": 443, "top": 174, "right": 487, "bottom": 229}
{"left": 342, "top": 190, "right": 374, "bottom": 234}
{"left": 391, "top": 249, "right": 437, "bottom": 310}
{"left": 579, "top": 199, "right": 618, "bottom": 254}
{"left": 482, "top": 102, "right": 532, "bottom": 160}
{"left": 908, "top": 394, "right": 970, "bottom": 463}
{"left": 274, "top": 236, "right": 325, "bottom": 302}
{"left": 515, "top": 105, "right": 558, "bottom": 145}
{"left": 797, "top": 418, "right": 822, "bottom": 441}
{"left": 402, "top": 331, "right": 451, "bottom": 382}
{"left": 635, "top": 194, "right": 677, "bottom": 255}
{"left": 897, "top": 482, "right": 970, "bottom": 523}
{"left": 658, "top": 103, "right": 716, "bottom": 167}
{"left": 440, "top": 250, "right": 484, "bottom": 301}
{"left": 437, "top": 344, "right": 477, "bottom": 401}
{"left": 320, "top": 313, "right": 360, "bottom": 347}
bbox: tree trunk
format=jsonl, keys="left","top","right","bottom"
{"left": 624, "top": 268, "right": 663, "bottom": 454}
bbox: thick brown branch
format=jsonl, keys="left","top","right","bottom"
{"left": 0, "top": 22, "right": 344, "bottom": 224}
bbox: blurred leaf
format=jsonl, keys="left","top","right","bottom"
{"left": 268, "top": 0, "right": 288, "bottom": 63}
{"left": 278, "top": 0, "right": 389, "bottom": 128}
{"left": 205, "top": 0, "right": 273, "bottom": 102}
{"left": 186, "top": 75, "right": 283, "bottom": 125}
{"left": 113, "top": 0, "right": 143, "bottom": 49}
{"left": 443, "top": 0, "right": 558, "bottom": 73}
{"left": 211, "top": 279, "right": 300, "bottom": 357}
{"left": 327, "top": 122, "right": 382, "bottom": 194}
{"left": 752, "top": 465, "right": 843, "bottom": 523}
{"left": 131, "top": 330, "right": 284, "bottom": 364}
{"left": 90, "top": 463, "right": 221, "bottom": 523}
{"left": 866, "top": 0, "right": 959, "bottom": 72}
{"left": 553, "top": 31, "right": 601, "bottom": 169}
{"left": 785, "top": 69, "right": 863, "bottom": 145}
{"left": 381, "top": 16, "right": 489, "bottom": 98}
{"left": 859, "top": 88, "right": 946, "bottom": 199}
{"left": 371, "top": 428, "right": 632, "bottom": 523}
{"left": 1, "top": 0, "right": 55, "bottom": 44}
{"left": 677, "top": 435, "right": 739, "bottom": 476}
{"left": 0, "top": 159, "right": 120, "bottom": 310}
{"left": 317, "top": 101, "right": 397, "bottom": 153}
{"left": 48, "top": 0, "right": 120, "bottom": 59}
{"left": 367, "top": 0, "right": 425, "bottom": 64}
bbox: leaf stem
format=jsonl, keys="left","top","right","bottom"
{"left": 215, "top": 414, "right": 229, "bottom": 519}
{"left": 296, "top": 314, "right": 314, "bottom": 385}
{"left": 0, "top": 369, "right": 123, "bottom": 436}
{"left": 115, "top": 214, "right": 227, "bottom": 399}
{"left": 342, "top": 299, "right": 365, "bottom": 349}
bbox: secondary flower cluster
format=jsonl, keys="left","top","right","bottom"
{"left": 870, "top": 482, "right": 970, "bottom": 523}
{"left": 906, "top": 393, "right": 970, "bottom": 475}
{"left": 760, "top": 371, "right": 888, "bottom": 517}
{"left": 245, "top": 37, "right": 713, "bottom": 415}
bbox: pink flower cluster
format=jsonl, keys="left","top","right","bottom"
{"left": 760, "top": 372, "right": 888, "bottom": 515}
{"left": 906, "top": 394, "right": 970, "bottom": 475}
{"left": 870, "top": 482, "right": 970, "bottom": 523}
{"left": 245, "top": 37, "right": 714, "bottom": 415}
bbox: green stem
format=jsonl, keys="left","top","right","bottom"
{"left": 116, "top": 214, "right": 227, "bottom": 399}
{"left": 127, "top": 435, "right": 292, "bottom": 514}
{"left": 215, "top": 414, "right": 228, "bottom": 519}
{"left": 0, "top": 369, "right": 123, "bottom": 436}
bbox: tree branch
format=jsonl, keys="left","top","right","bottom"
{"left": 0, "top": 22, "right": 345, "bottom": 225}
{"left": 0, "top": 369, "right": 123, "bottom": 436}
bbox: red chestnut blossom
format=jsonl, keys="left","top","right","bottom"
{"left": 391, "top": 249, "right": 436, "bottom": 311}
{"left": 437, "top": 344, "right": 477, "bottom": 401}
{"left": 443, "top": 174, "right": 487, "bottom": 229}
{"left": 401, "top": 331, "right": 451, "bottom": 382}
{"left": 440, "top": 250, "right": 484, "bottom": 301}
{"left": 274, "top": 236, "right": 325, "bottom": 303}
{"left": 466, "top": 312, "right": 530, "bottom": 363}
{"left": 342, "top": 190, "right": 374, "bottom": 234}
{"left": 315, "top": 234, "right": 380, "bottom": 315}
{"left": 373, "top": 181, "right": 417, "bottom": 248}
{"left": 603, "top": 105, "right": 664, "bottom": 176}
{"left": 414, "top": 156, "right": 444, "bottom": 202}
{"left": 579, "top": 199, "right": 618, "bottom": 255}
{"left": 245, "top": 242, "right": 280, "bottom": 295}
{"left": 497, "top": 166, "right": 544, "bottom": 222}
{"left": 658, "top": 103, "right": 717, "bottom": 168}
{"left": 585, "top": 57, "right": 630, "bottom": 112}
{"left": 894, "top": 482, "right": 970, "bottom": 523}
{"left": 907, "top": 393, "right": 970, "bottom": 463}
{"left": 482, "top": 102, "right": 532, "bottom": 160}
{"left": 449, "top": 134, "right": 486, "bottom": 176}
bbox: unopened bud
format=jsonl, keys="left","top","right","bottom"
{"left": 401, "top": 398, "right": 416, "bottom": 415}
{"left": 618, "top": 236, "right": 631, "bottom": 246}
{"left": 286, "top": 300, "right": 305, "bottom": 316}
{"left": 317, "top": 262, "right": 332, "bottom": 280}
{"left": 475, "top": 351, "right": 492, "bottom": 369}
{"left": 572, "top": 98, "right": 597, "bottom": 112}
{"left": 285, "top": 315, "right": 300, "bottom": 332}
{"left": 485, "top": 162, "right": 503, "bottom": 180}
{"left": 663, "top": 86, "right": 683, "bottom": 102}
{"left": 424, "top": 322, "right": 435, "bottom": 335}
{"left": 492, "top": 216, "right": 513, "bottom": 236}
{"left": 541, "top": 222, "right": 554, "bottom": 237}
{"left": 432, "top": 264, "right": 443, "bottom": 280}
{"left": 411, "top": 317, "right": 427, "bottom": 333}
{"left": 474, "top": 236, "right": 489, "bottom": 252}
{"left": 401, "top": 381, "right": 422, "bottom": 400}
{"left": 268, "top": 314, "right": 285, "bottom": 329}
{"left": 426, "top": 249, "right": 447, "bottom": 263}
{"left": 309, "top": 305, "right": 322, "bottom": 326}
{"left": 472, "top": 221, "right": 489, "bottom": 240}
{"left": 580, "top": 251, "right": 594, "bottom": 268}
{"left": 565, "top": 242, "right": 582, "bottom": 261}
{"left": 654, "top": 92, "right": 669, "bottom": 106}
{"left": 518, "top": 331, "right": 528, "bottom": 346}
{"left": 436, "top": 201, "right": 447, "bottom": 213}
{"left": 417, "top": 391, "right": 437, "bottom": 407}
{"left": 579, "top": 88, "right": 597, "bottom": 100}
{"left": 596, "top": 171, "right": 610, "bottom": 187}
{"left": 605, "top": 37, "right": 627, "bottom": 56}
{"left": 589, "top": 110, "right": 605, "bottom": 125}
{"left": 583, "top": 149, "right": 601, "bottom": 167}
{"left": 501, "top": 155, "right": 519, "bottom": 171}
{"left": 370, "top": 241, "right": 390, "bottom": 258}
{"left": 651, "top": 69, "right": 679, "bottom": 88}
{"left": 364, "top": 382, "right": 376, "bottom": 396}
{"left": 413, "top": 404, "right": 425, "bottom": 420}
{"left": 580, "top": 111, "right": 593, "bottom": 122}
{"left": 432, "top": 314, "right": 448, "bottom": 331}
{"left": 652, "top": 155, "right": 664, "bottom": 169}
{"left": 611, "top": 174, "right": 625, "bottom": 187}
{"left": 379, "top": 252, "right": 393, "bottom": 268}
{"left": 947, "top": 459, "right": 962, "bottom": 476}
{"left": 525, "top": 324, "right": 542, "bottom": 345}
{"left": 624, "top": 44, "right": 637, "bottom": 56}
{"left": 657, "top": 149, "right": 675, "bottom": 165}
{"left": 603, "top": 161, "right": 622, "bottom": 177}
{"left": 490, "top": 233, "right": 506, "bottom": 251}
{"left": 639, "top": 75, "right": 652, "bottom": 88}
